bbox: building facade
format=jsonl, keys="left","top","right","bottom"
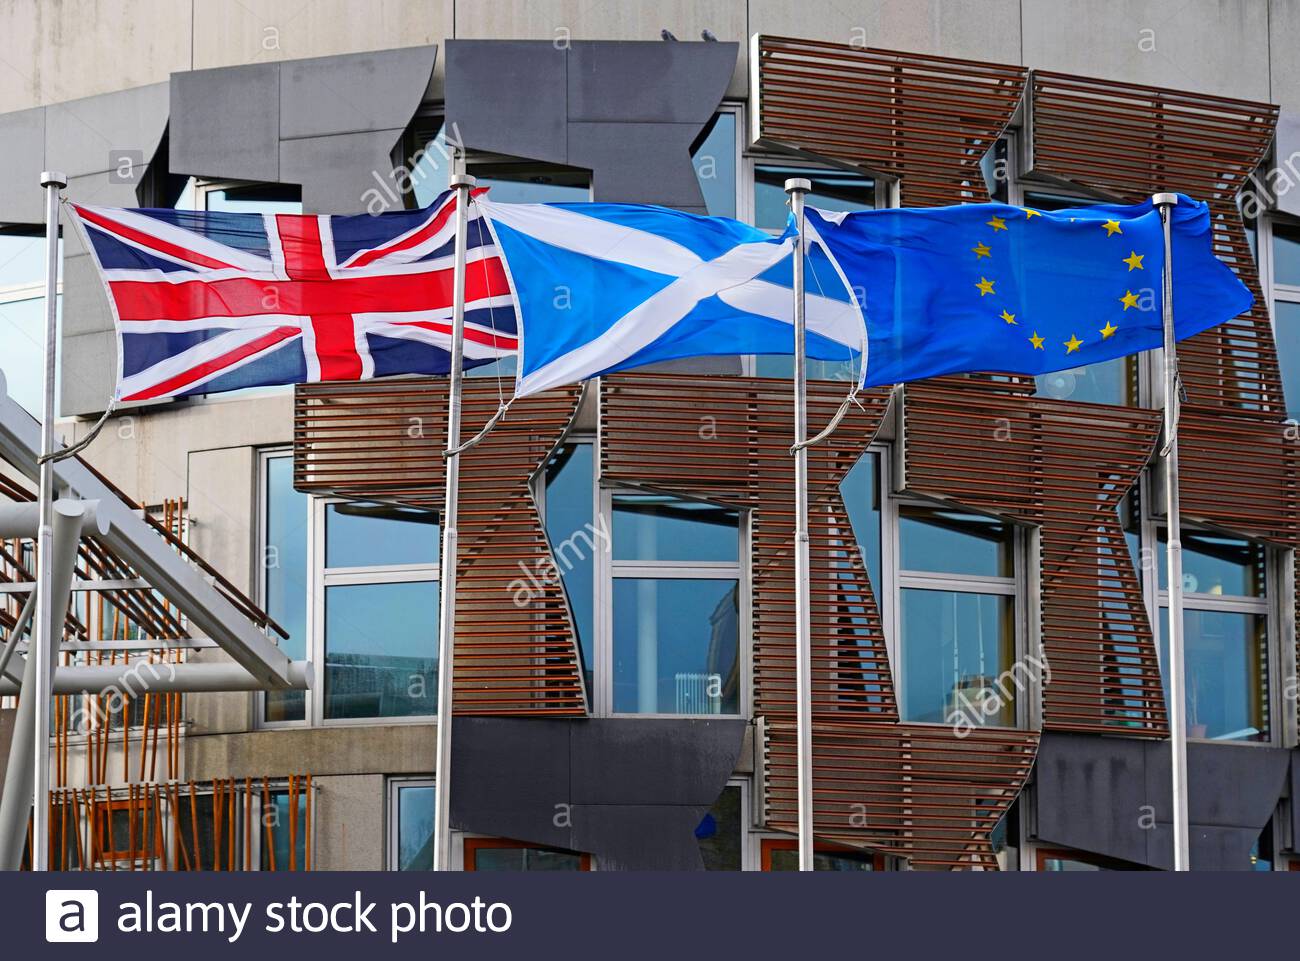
{"left": 0, "top": 0, "right": 1298, "bottom": 871}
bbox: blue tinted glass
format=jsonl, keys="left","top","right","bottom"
{"left": 544, "top": 443, "right": 595, "bottom": 695}
{"left": 697, "top": 785, "right": 742, "bottom": 870}
{"left": 261, "top": 791, "right": 308, "bottom": 870}
{"left": 325, "top": 503, "right": 439, "bottom": 568}
{"left": 838, "top": 451, "right": 882, "bottom": 594}
{"left": 899, "top": 505, "right": 1012, "bottom": 577}
{"left": 753, "top": 165, "right": 874, "bottom": 232}
{"left": 325, "top": 580, "right": 439, "bottom": 719}
{"left": 1273, "top": 220, "right": 1300, "bottom": 287}
{"left": 1035, "top": 357, "right": 1134, "bottom": 406}
{"left": 0, "top": 232, "right": 45, "bottom": 283}
{"left": 1158, "top": 608, "right": 1268, "bottom": 741}
{"left": 470, "top": 167, "right": 588, "bottom": 204}
{"left": 0, "top": 294, "right": 51, "bottom": 415}
{"left": 1156, "top": 529, "right": 1263, "bottom": 596}
{"left": 1274, "top": 300, "right": 1300, "bottom": 421}
{"left": 396, "top": 784, "right": 435, "bottom": 871}
{"left": 206, "top": 184, "right": 302, "bottom": 213}
{"left": 693, "top": 112, "right": 737, "bottom": 219}
{"left": 900, "top": 589, "right": 1014, "bottom": 725}
{"left": 411, "top": 128, "right": 452, "bottom": 208}
{"left": 753, "top": 354, "right": 859, "bottom": 382}
{"left": 265, "top": 455, "right": 308, "bottom": 722}
{"left": 613, "top": 578, "right": 740, "bottom": 714}
{"left": 769, "top": 847, "right": 875, "bottom": 871}
{"left": 1042, "top": 856, "right": 1104, "bottom": 871}
{"left": 612, "top": 494, "right": 738, "bottom": 562}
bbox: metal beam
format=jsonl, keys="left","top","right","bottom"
{"left": 0, "top": 659, "right": 311, "bottom": 695}
{"left": 0, "top": 372, "right": 294, "bottom": 688}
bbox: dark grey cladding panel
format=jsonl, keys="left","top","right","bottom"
{"left": 1033, "top": 732, "right": 1291, "bottom": 870}
{"left": 445, "top": 39, "right": 737, "bottom": 210}
{"left": 0, "top": 107, "right": 45, "bottom": 222}
{"left": 451, "top": 717, "right": 746, "bottom": 870}
{"left": 169, "top": 45, "right": 437, "bottom": 214}
{"left": 444, "top": 41, "right": 568, "bottom": 164}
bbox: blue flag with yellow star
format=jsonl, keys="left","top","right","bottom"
{"left": 800, "top": 194, "right": 1252, "bottom": 388}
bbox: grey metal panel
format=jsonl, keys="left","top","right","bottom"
{"left": 279, "top": 130, "right": 406, "bottom": 215}
{"left": 444, "top": 40, "right": 568, "bottom": 164}
{"left": 1272, "top": 110, "right": 1300, "bottom": 219}
{"left": 0, "top": 107, "right": 45, "bottom": 223}
{"left": 1032, "top": 732, "right": 1291, "bottom": 870}
{"left": 279, "top": 46, "right": 437, "bottom": 141}
{"left": 566, "top": 41, "right": 731, "bottom": 124}
{"left": 170, "top": 63, "right": 281, "bottom": 183}
{"left": 445, "top": 39, "right": 737, "bottom": 210}
{"left": 170, "top": 46, "right": 437, "bottom": 210}
{"left": 44, "top": 83, "right": 170, "bottom": 181}
{"left": 451, "top": 717, "right": 746, "bottom": 870}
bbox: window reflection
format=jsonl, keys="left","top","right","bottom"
{"left": 612, "top": 494, "right": 739, "bottom": 563}
{"left": 838, "top": 451, "right": 883, "bottom": 596}
{"left": 544, "top": 443, "right": 595, "bottom": 695}
{"left": 753, "top": 164, "right": 874, "bottom": 232}
{"left": 1272, "top": 219, "right": 1300, "bottom": 286}
{"left": 901, "top": 589, "right": 1015, "bottom": 725}
{"left": 1158, "top": 608, "right": 1268, "bottom": 741}
{"left": 0, "top": 231, "right": 59, "bottom": 415}
{"left": 696, "top": 785, "right": 743, "bottom": 870}
{"left": 612, "top": 578, "right": 739, "bottom": 715}
{"left": 393, "top": 782, "right": 435, "bottom": 871}
{"left": 260, "top": 791, "right": 309, "bottom": 871}
{"left": 324, "top": 581, "right": 439, "bottom": 720}
{"left": 692, "top": 112, "right": 737, "bottom": 218}
{"left": 899, "top": 505, "right": 1012, "bottom": 577}
{"left": 325, "top": 502, "right": 438, "bottom": 568}
{"left": 1272, "top": 300, "right": 1300, "bottom": 422}
{"left": 465, "top": 840, "right": 588, "bottom": 871}
{"left": 1156, "top": 529, "right": 1263, "bottom": 596}
{"left": 764, "top": 840, "right": 878, "bottom": 871}
{"left": 205, "top": 183, "right": 302, "bottom": 214}
{"left": 264, "top": 455, "right": 308, "bottom": 723}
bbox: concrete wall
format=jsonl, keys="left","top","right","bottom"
{"left": 5, "top": 1, "right": 1300, "bottom": 114}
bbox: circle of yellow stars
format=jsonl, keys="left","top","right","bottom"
{"left": 972, "top": 210, "right": 1147, "bottom": 356}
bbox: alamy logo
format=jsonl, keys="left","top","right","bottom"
{"left": 46, "top": 889, "right": 99, "bottom": 942}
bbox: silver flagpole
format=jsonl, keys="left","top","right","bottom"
{"left": 31, "top": 171, "right": 66, "bottom": 871}
{"left": 432, "top": 172, "right": 476, "bottom": 871}
{"left": 785, "top": 177, "right": 815, "bottom": 871}
{"left": 1153, "top": 191, "right": 1190, "bottom": 871}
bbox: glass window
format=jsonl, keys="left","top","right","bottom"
{"left": 612, "top": 493, "right": 739, "bottom": 563}
{"left": 899, "top": 505, "right": 1013, "bottom": 578}
{"left": 1272, "top": 219, "right": 1300, "bottom": 287}
{"left": 1037, "top": 849, "right": 1108, "bottom": 871}
{"left": 895, "top": 502, "right": 1020, "bottom": 727}
{"left": 263, "top": 453, "right": 308, "bottom": 723}
{"left": 753, "top": 164, "right": 874, "bottom": 232}
{"left": 0, "top": 231, "right": 59, "bottom": 415}
{"left": 260, "top": 790, "right": 309, "bottom": 871}
{"left": 1272, "top": 300, "right": 1300, "bottom": 422}
{"left": 390, "top": 779, "right": 435, "bottom": 871}
{"left": 325, "top": 502, "right": 439, "bottom": 568}
{"left": 1158, "top": 608, "right": 1268, "bottom": 742}
{"left": 544, "top": 442, "right": 596, "bottom": 695}
{"left": 464, "top": 839, "right": 589, "bottom": 871}
{"left": 693, "top": 111, "right": 737, "bottom": 218}
{"left": 1156, "top": 529, "right": 1264, "bottom": 597}
{"left": 697, "top": 784, "right": 744, "bottom": 870}
{"left": 901, "top": 589, "right": 1015, "bottom": 725}
{"left": 612, "top": 578, "right": 740, "bottom": 714}
{"left": 204, "top": 183, "right": 302, "bottom": 213}
{"left": 468, "top": 160, "right": 589, "bottom": 204}
{"left": 324, "top": 580, "right": 439, "bottom": 720}
{"left": 839, "top": 450, "right": 883, "bottom": 594}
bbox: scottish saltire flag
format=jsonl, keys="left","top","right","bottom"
{"left": 802, "top": 193, "right": 1252, "bottom": 388}
{"left": 68, "top": 189, "right": 517, "bottom": 401}
{"left": 479, "top": 199, "right": 867, "bottom": 397}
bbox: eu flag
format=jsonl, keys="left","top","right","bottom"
{"left": 803, "top": 194, "right": 1253, "bottom": 388}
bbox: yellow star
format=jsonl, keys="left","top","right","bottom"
{"left": 1025, "top": 208, "right": 1042, "bottom": 219}
{"left": 1000, "top": 309, "right": 1017, "bottom": 325}
{"left": 1064, "top": 333, "right": 1084, "bottom": 354}
{"left": 975, "top": 277, "right": 996, "bottom": 296}
{"left": 1102, "top": 219, "right": 1122, "bottom": 236}
{"left": 987, "top": 215, "right": 1007, "bottom": 232}
{"left": 1119, "top": 289, "right": 1140, "bottom": 310}
{"left": 1100, "top": 321, "right": 1119, "bottom": 340}
{"left": 1029, "top": 331, "right": 1045, "bottom": 350}
{"left": 972, "top": 241, "right": 992, "bottom": 259}
{"left": 1123, "top": 251, "right": 1145, "bottom": 271}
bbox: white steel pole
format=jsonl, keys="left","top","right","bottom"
{"left": 1153, "top": 191, "right": 1190, "bottom": 872}
{"left": 31, "top": 171, "right": 65, "bottom": 872}
{"left": 785, "top": 177, "right": 815, "bottom": 871}
{"left": 432, "top": 173, "right": 475, "bottom": 871}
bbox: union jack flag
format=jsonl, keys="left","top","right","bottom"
{"left": 68, "top": 189, "right": 517, "bottom": 402}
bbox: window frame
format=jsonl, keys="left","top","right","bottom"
{"left": 880, "top": 446, "right": 1035, "bottom": 730}
{"left": 1257, "top": 213, "right": 1300, "bottom": 422}
{"left": 386, "top": 776, "right": 437, "bottom": 872}
{"left": 462, "top": 836, "right": 592, "bottom": 871}
{"left": 759, "top": 837, "right": 887, "bottom": 871}
{"left": 595, "top": 484, "right": 752, "bottom": 720}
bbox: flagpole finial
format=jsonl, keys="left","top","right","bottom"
{"left": 784, "top": 177, "right": 812, "bottom": 195}
{"left": 451, "top": 172, "right": 477, "bottom": 189}
{"left": 1152, "top": 192, "right": 1178, "bottom": 207}
{"left": 40, "top": 171, "right": 66, "bottom": 189}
